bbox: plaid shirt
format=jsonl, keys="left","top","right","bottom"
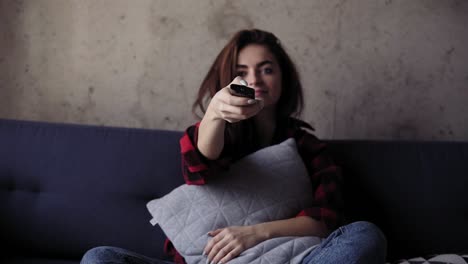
{"left": 166, "top": 119, "right": 344, "bottom": 263}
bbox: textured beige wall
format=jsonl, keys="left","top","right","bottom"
{"left": 1, "top": 0, "right": 467, "bottom": 140}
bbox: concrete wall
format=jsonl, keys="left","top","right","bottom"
{"left": 1, "top": 0, "right": 467, "bottom": 140}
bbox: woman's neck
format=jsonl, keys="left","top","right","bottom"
{"left": 254, "top": 107, "right": 276, "bottom": 147}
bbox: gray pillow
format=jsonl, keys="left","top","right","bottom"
{"left": 147, "top": 138, "right": 322, "bottom": 264}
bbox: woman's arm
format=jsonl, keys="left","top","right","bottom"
{"left": 255, "top": 215, "right": 329, "bottom": 239}
{"left": 296, "top": 131, "right": 344, "bottom": 231}
{"left": 197, "top": 103, "right": 227, "bottom": 160}
{"left": 180, "top": 81, "right": 262, "bottom": 184}
{"left": 197, "top": 77, "right": 262, "bottom": 160}
{"left": 180, "top": 123, "right": 223, "bottom": 185}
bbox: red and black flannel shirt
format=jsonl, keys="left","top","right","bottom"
{"left": 165, "top": 119, "right": 344, "bottom": 264}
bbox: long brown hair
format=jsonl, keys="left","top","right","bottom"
{"left": 192, "top": 29, "right": 307, "bottom": 154}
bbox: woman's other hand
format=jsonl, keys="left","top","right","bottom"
{"left": 206, "top": 76, "right": 264, "bottom": 123}
{"left": 203, "top": 225, "right": 267, "bottom": 264}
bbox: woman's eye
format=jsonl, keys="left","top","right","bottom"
{"left": 237, "top": 72, "right": 247, "bottom": 77}
{"left": 262, "top": 68, "right": 273, "bottom": 74}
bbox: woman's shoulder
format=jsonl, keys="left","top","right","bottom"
{"left": 285, "top": 117, "right": 326, "bottom": 152}
{"left": 286, "top": 117, "right": 314, "bottom": 131}
{"left": 182, "top": 122, "right": 201, "bottom": 138}
{"left": 285, "top": 117, "right": 316, "bottom": 139}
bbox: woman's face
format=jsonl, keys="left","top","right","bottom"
{"left": 236, "top": 44, "right": 282, "bottom": 109}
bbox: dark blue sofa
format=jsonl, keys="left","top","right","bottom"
{"left": 1, "top": 118, "right": 467, "bottom": 263}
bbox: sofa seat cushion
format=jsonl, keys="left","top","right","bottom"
{"left": 389, "top": 253, "right": 468, "bottom": 264}
{"left": 2, "top": 258, "right": 79, "bottom": 264}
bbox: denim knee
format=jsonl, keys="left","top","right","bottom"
{"left": 350, "top": 221, "right": 386, "bottom": 244}
{"left": 81, "top": 246, "right": 118, "bottom": 264}
{"left": 347, "top": 221, "right": 387, "bottom": 258}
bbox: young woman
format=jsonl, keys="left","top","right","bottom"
{"left": 81, "top": 29, "right": 387, "bottom": 264}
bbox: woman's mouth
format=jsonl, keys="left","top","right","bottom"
{"left": 255, "top": 89, "right": 267, "bottom": 97}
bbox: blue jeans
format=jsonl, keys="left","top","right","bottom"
{"left": 81, "top": 221, "right": 386, "bottom": 264}
{"left": 81, "top": 246, "right": 174, "bottom": 264}
{"left": 301, "top": 221, "right": 387, "bottom": 264}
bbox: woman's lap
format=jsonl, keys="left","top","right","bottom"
{"left": 81, "top": 221, "right": 386, "bottom": 264}
{"left": 301, "top": 221, "right": 387, "bottom": 264}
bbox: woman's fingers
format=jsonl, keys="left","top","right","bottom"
{"left": 205, "top": 236, "right": 248, "bottom": 264}
{"left": 204, "top": 226, "right": 263, "bottom": 263}
{"left": 208, "top": 78, "right": 263, "bottom": 123}
{"left": 219, "top": 104, "right": 249, "bottom": 120}
{"left": 204, "top": 231, "right": 230, "bottom": 262}
{"left": 232, "top": 76, "right": 247, "bottom": 86}
{"left": 211, "top": 241, "right": 241, "bottom": 264}
{"left": 216, "top": 93, "right": 263, "bottom": 122}
{"left": 209, "top": 239, "right": 236, "bottom": 264}
{"left": 208, "top": 229, "right": 223, "bottom": 237}
{"left": 205, "top": 233, "right": 243, "bottom": 264}
{"left": 209, "top": 239, "right": 231, "bottom": 262}
{"left": 219, "top": 87, "right": 255, "bottom": 106}
{"left": 218, "top": 246, "right": 244, "bottom": 264}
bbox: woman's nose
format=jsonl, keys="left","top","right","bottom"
{"left": 246, "top": 72, "right": 261, "bottom": 87}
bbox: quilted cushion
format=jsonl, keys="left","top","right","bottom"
{"left": 147, "top": 138, "right": 322, "bottom": 264}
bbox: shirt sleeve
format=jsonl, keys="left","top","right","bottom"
{"left": 164, "top": 238, "right": 187, "bottom": 264}
{"left": 294, "top": 130, "right": 345, "bottom": 231}
{"left": 179, "top": 122, "right": 230, "bottom": 185}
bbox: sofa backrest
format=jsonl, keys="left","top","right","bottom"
{"left": 0, "top": 119, "right": 185, "bottom": 260}
{"left": 1, "top": 118, "right": 467, "bottom": 262}
{"left": 327, "top": 140, "right": 468, "bottom": 261}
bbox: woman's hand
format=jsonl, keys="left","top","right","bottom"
{"left": 203, "top": 225, "right": 267, "bottom": 264}
{"left": 197, "top": 76, "right": 264, "bottom": 160}
{"left": 202, "top": 217, "right": 329, "bottom": 263}
{"left": 206, "top": 76, "right": 264, "bottom": 123}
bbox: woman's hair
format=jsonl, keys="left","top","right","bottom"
{"left": 192, "top": 29, "right": 307, "bottom": 154}
{"left": 193, "top": 28, "right": 304, "bottom": 120}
